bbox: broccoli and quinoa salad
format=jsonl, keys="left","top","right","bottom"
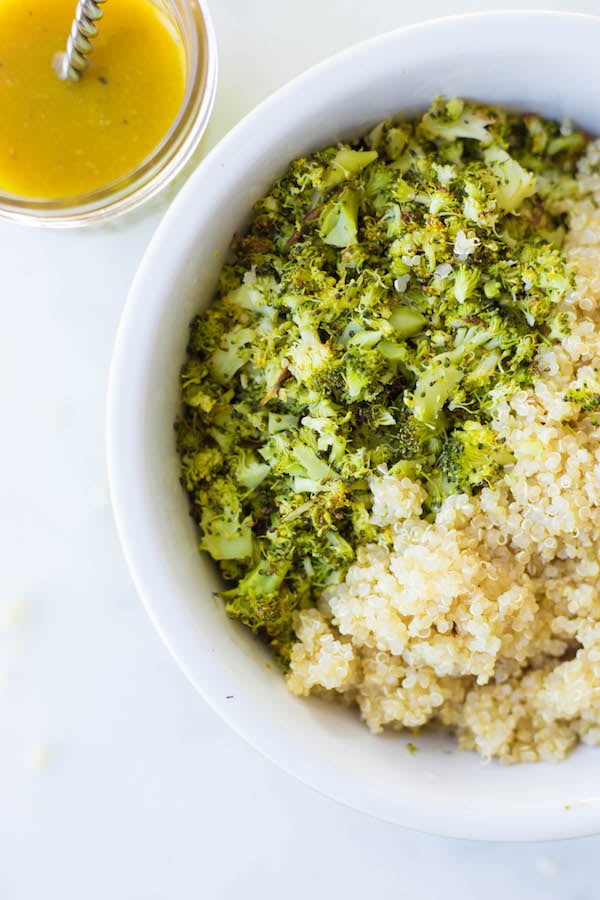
{"left": 176, "top": 97, "right": 600, "bottom": 762}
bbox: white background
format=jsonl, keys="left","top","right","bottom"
{"left": 3, "top": 1, "right": 600, "bottom": 897}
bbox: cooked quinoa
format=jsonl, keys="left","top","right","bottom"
{"left": 287, "top": 142, "right": 600, "bottom": 763}
{"left": 178, "top": 100, "right": 600, "bottom": 762}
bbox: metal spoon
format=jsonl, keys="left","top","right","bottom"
{"left": 53, "top": 0, "right": 107, "bottom": 82}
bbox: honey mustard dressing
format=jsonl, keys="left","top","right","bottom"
{"left": 0, "top": 0, "right": 186, "bottom": 199}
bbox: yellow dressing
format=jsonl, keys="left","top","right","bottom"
{"left": 0, "top": 0, "right": 186, "bottom": 199}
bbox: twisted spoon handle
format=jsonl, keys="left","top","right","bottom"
{"left": 53, "top": 0, "right": 108, "bottom": 82}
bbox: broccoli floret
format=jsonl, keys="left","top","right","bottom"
{"left": 410, "top": 363, "right": 464, "bottom": 427}
{"left": 286, "top": 326, "right": 335, "bottom": 388}
{"left": 232, "top": 449, "right": 271, "bottom": 491}
{"left": 343, "top": 342, "right": 394, "bottom": 402}
{"left": 209, "top": 326, "right": 254, "bottom": 383}
{"left": 280, "top": 239, "right": 338, "bottom": 296}
{"left": 195, "top": 478, "right": 255, "bottom": 561}
{"left": 187, "top": 304, "right": 242, "bottom": 355}
{"left": 367, "top": 119, "right": 413, "bottom": 161}
{"left": 222, "top": 561, "right": 297, "bottom": 662}
{"left": 565, "top": 374, "right": 600, "bottom": 412}
{"left": 369, "top": 402, "right": 439, "bottom": 464}
{"left": 483, "top": 146, "right": 537, "bottom": 212}
{"left": 418, "top": 97, "right": 495, "bottom": 145}
{"left": 565, "top": 386, "right": 600, "bottom": 413}
{"left": 179, "top": 446, "right": 224, "bottom": 492}
{"left": 437, "top": 421, "right": 514, "bottom": 497}
{"left": 453, "top": 265, "right": 481, "bottom": 304}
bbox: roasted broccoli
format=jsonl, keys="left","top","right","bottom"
{"left": 176, "top": 97, "right": 585, "bottom": 663}
{"left": 436, "top": 420, "right": 515, "bottom": 496}
{"left": 565, "top": 372, "right": 600, "bottom": 412}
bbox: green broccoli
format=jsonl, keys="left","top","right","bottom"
{"left": 410, "top": 363, "right": 464, "bottom": 427}
{"left": 565, "top": 375, "right": 600, "bottom": 412}
{"left": 319, "top": 186, "right": 360, "bottom": 247}
{"left": 324, "top": 147, "right": 378, "bottom": 187}
{"left": 175, "top": 97, "right": 586, "bottom": 664}
{"left": 418, "top": 97, "right": 495, "bottom": 145}
{"left": 437, "top": 421, "right": 514, "bottom": 497}
{"left": 483, "top": 146, "right": 537, "bottom": 212}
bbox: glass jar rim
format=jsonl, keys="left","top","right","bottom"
{"left": 0, "top": 0, "right": 218, "bottom": 228}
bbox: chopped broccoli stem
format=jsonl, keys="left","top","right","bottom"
{"left": 324, "top": 148, "right": 379, "bottom": 187}
{"left": 389, "top": 306, "right": 427, "bottom": 337}
{"left": 411, "top": 364, "right": 464, "bottom": 427}
{"left": 319, "top": 186, "right": 360, "bottom": 247}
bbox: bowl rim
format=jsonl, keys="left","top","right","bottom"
{"left": 108, "top": 9, "right": 600, "bottom": 841}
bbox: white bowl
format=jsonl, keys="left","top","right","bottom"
{"left": 107, "top": 11, "right": 600, "bottom": 841}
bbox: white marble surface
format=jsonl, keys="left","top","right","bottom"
{"left": 3, "top": 1, "right": 600, "bottom": 897}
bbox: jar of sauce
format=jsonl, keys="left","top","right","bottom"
{"left": 0, "top": 0, "right": 217, "bottom": 226}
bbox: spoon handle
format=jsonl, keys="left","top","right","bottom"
{"left": 53, "top": 0, "right": 107, "bottom": 82}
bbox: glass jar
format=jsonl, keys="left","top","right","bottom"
{"left": 0, "top": 0, "right": 217, "bottom": 228}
